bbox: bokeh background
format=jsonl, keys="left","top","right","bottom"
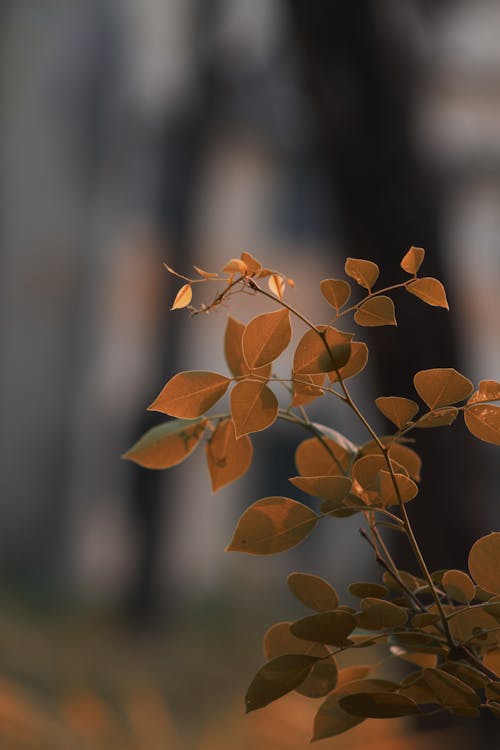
{"left": 1, "top": 1, "right": 500, "bottom": 747}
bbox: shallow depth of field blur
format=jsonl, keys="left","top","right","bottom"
{"left": 1, "top": 1, "right": 500, "bottom": 748}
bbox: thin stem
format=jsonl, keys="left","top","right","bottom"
{"left": 248, "top": 278, "right": 319, "bottom": 332}
{"left": 332, "top": 281, "right": 411, "bottom": 324}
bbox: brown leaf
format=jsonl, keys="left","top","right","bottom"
{"left": 291, "top": 611, "right": 356, "bottom": 645}
{"left": 293, "top": 326, "right": 352, "bottom": 374}
{"left": 123, "top": 418, "right": 206, "bottom": 469}
{"left": 245, "top": 654, "right": 319, "bottom": 712}
{"left": 468, "top": 379, "right": 500, "bottom": 405}
{"left": 407, "top": 277, "right": 449, "bottom": 309}
{"left": 401, "top": 246, "right": 425, "bottom": 275}
{"left": 287, "top": 572, "right": 339, "bottom": 612}
{"left": 468, "top": 533, "right": 500, "bottom": 594}
{"left": 268, "top": 273, "right": 286, "bottom": 298}
{"left": 328, "top": 342, "right": 368, "bottom": 383}
{"left": 223, "top": 258, "right": 247, "bottom": 274}
{"left": 377, "top": 470, "right": 418, "bottom": 505}
{"left": 193, "top": 265, "right": 218, "bottom": 279}
{"left": 345, "top": 258, "right": 379, "bottom": 290}
{"left": 226, "top": 496, "right": 318, "bottom": 554}
{"left": 360, "top": 440, "right": 422, "bottom": 482}
{"left": 170, "top": 283, "right": 192, "bottom": 310}
{"left": 295, "top": 437, "right": 351, "bottom": 478}
{"left": 224, "top": 316, "right": 271, "bottom": 379}
{"left": 339, "top": 692, "right": 419, "bottom": 718}
{"left": 289, "top": 475, "right": 352, "bottom": 503}
{"left": 320, "top": 279, "right": 351, "bottom": 312}
{"left": 354, "top": 296, "right": 396, "bottom": 327}
{"left": 348, "top": 582, "right": 389, "bottom": 599}
{"left": 414, "top": 368, "right": 473, "bottom": 409}
{"left": 442, "top": 570, "right": 475, "bottom": 603}
{"left": 242, "top": 308, "right": 291, "bottom": 369}
{"left": 375, "top": 396, "right": 419, "bottom": 429}
{"left": 148, "top": 371, "right": 230, "bottom": 418}
{"left": 240, "top": 251, "right": 262, "bottom": 275}
{"left": 291, "top": 373, "right": 325, "bottom": 407}
{"left": 415, "top": 408, "right": 459, "bottom": 429}
{"left": 263, "top": 621, "right": 329, "bottom": 660}
{"left": 206, "top": 419, "right": 253, "bottom": 492}
{"left": 421, "top": 668, "right": 480, "bottom": 709}
{"left": 464, "top": 404, "right": 500, "bottom": 445}
{"left": 358, "top": 598, "right": 408, "bottom": 629}
{"left": 230, "top": 380, "right": 278, "bottom": 437}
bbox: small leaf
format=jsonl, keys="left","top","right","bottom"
{"left": 375, "top": 397, "right": 419, "bottom": 429}
{"left": 468, "top": 533, "right": 500, "bottom": 594}
{"left": 377, "top": 470, "right": 418, "bottom": 505}
{"left": 401, "top": 246, "right": 425, "bottom": 275}
{"left": 361, "top": 440, "right": 422, "bottom": 482}
{"left": 339, "top": 692, "right": 419, "bottom": 718}
{"left": 264, "top": 621, "right": 329, "bottom": 661}
{"left": 226, "top": 497, "right": 318, "bottom": 554}
{"left": 240, "top": 251, "right": 262, "bottom": 275}
{"left": 289, "top": 475, "right": 352, "bottom": 503}
{"left": 148, "top": 371, "right": 230, "bottom": 418}
{"left": 415, "top": 408, "right": 458, "bottom": 429}
{"left": 206, "top": 419, "right": 253, "bottom": 492}
{"left": 414, "top": 368, "right": 473, "bottom": 409}
{"left": 407, "top": 277, "right": 449, "bottom": 309}
{"left": 123, "top": 418, "right": 206, "bottom": 469}
{"left": 468, "top": 379, "right": 500, "bottom": 405}
{"left": 242, "top": 308, "right": 291, "bottom": 369}
{"left": 230, "top": 380, "right": 278, "bottom": 437}
{"left": 412, "top": 613, "right": 441, "bottom": 628}
{"left": 349, "top": 582, "right": 389, "bottom": 599}
{"left": 193, "top": 265, "right": 218, "bottom": 279}
{"left": 245, "top": 654, "right": 319, "bottom": 712}
{"left": 170, "top": 283, "right": 192, "bottom": 310}
{"left": 345, "top": 258, "right": 379, "bottom": 290}
{"left": 291, "top": 611, "right": 356, "bottom": 645}
{"left": 358, "top": 598, "right": 408, "bottom": 629}
{"left": 352, "top": 454, "right": 407, "bottom": 496}
{"left": 268, "top": 273, "right": 286, "bottom": 298}
{"left": 354, "top": 296, "right": 396, "bottom": 327}
{"left": 223, "top": 258, "right": 247, "bottom": 274}
{"left": 293, "top": 327, "right": 352, "bottom": 375}
{"left": 295, "top": 437, "right": 351, "bottom": 478}
{"left": 421, "top": 667, "right": 480, "bottom": 708}
{"left": 287, "top": 572, "right": 339, "bottom": 612}
{"left": 291, "top": 373, "right": 325, "bottom": 407}
{"left": 329, "top": 342, "right": 369, "bottom": 383}
{"left": 320, "top": 279, "right": 351, "bottom": 312}
{"left": 224, "top": 316, "right": 271, "bottom": 379}
{"left": 464, "top": 404, "right": 500, "bottom": 445}
{"left": 442, "top": 570, "right": 475, "bottom": 604}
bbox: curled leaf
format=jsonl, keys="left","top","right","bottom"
{"left": 401, "top": 246, "right": 425, "bottom": 275}
{"left": 415, "top": 408, "right": 458, "bottom": 429}
{"left": 206, "top": 418, "right": 253, "bottom": 492}
{"left": 240, "top": 251, "right": 262, "bottom": 275}
{"left": 468, "top": 379, "right": 500, "bottom": 405}
{"left": 170, "top": 283, "right": 192, "bottom": 310}
{"left": 268, "top": 274, "right": 286, "bottom": 299}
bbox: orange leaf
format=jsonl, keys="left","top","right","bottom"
{"left": 345, "top": 258, "right": 379, "bottom": 290}
{"left": 123, "top": 418, "right": 206, "bottom": 469}
{"left": 291, "top": 373, "right": 325, "bottom": 407}
{"left": 375, "top": 396, "right": 418, "bottom": 429}
{"left": 289, "top": 475, "right": 352, "bottom": 502}
{"left": 295, "top": 437, "right": 351, "bottom": 478}
{"left": 464, "top": 404, "right": 500, "bottom": 445}
{"left": 329, "top": 342, "right": 368, "bottom": 383}
{"left": 242, "top": 308, "right": 292, "bottom": 369}
{"left": 230, "top": 380, "right": 278, "bottom": 437}
{"left": 377, "top": 470, "right": 418, "bottom": 505}
{"left": 407, "top": 277, "right": 449, "bottom": 309}
{"left": 223, "top": 258, "right": 247, "bottom": 274}
{"left": 400, "top": 246, "right": 425, "bottom": 275}
{"left": 468, "top": 379, "right": 500, "bottom": 405}
{"left": 354, "top": 296, "right": 396, "bottom": 327}
{"left": 148, "top": 371, "right": 230, "bottom": 418}
{"left": 320, "top": 279, "right": 351, "bottom": 312}
{"left": 469, "top": 533, "right": 500, "bottom": 594}
{"left": 361, "top": 441, "right": 422, "bottom": 482}
{"left": 413, "top": 368, "right": 473, "bottom": 409}
{"left": 268, "top": 273, "right": 286, "bottom": 298}
{"left": 415, "top": 407, "right": 458, "bottom": 429}
{"left": 293, "top": 326, "right": 352, "bottom": 374}
{"left": 193, "top": 265, "right": 218, "bottom": 279}
{"left": 224, "top": 316, "right": 271, "bottom": 379}
{"left": 240, "top": 251, "right": 262, "bottom": 275}
{"left": 226, "top": 496, "right": 318, "bottom": 554}
{"left": 170, "top": 283, "right": 192, "bottom": 310}
{"left": 206, "top": 418, "right": 253, "bottom": 492}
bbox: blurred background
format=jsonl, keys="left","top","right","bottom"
{"left": 1, "top": 1, "right": 500, "bottom": 747}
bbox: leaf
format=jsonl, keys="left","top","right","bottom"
{"left": 440, "top": 661, "right": 489, "bottom": 689}
{"left": 421, "top": 667, "right": 480, "bottom": 709}
{"left": 401, "top": 246, "right": 425, "bottom": 275}
{"left": 298, "top": 660, "right": 339, "bottom": 698}
{"left": 411, "top": 613, "right": 441, "bottom": 628}
{"left": 354, "top": 296, "right": 396, "bottom": 327}
{"left": 288, "top": 572, "right": 339, "bottom": 612}
{"left": 230, "top": 380, "right": 278, "bottom": 437}
{"left": 313, "top": 679, "right": 396, "bottom": 741}
{"left": 170, "top": 283, "right": 192, "bottom": 310}
{"left": 360, "top": 440, "right": 422, "bottom": 482}
{"left": 415, "top": 408, "right": 458, "bottom": 429}
{"left": 442, "top": 570, "right": 475, "bottom": 604}
{"left": 345, "top": 258, "right": 379, "bottom": 290}
{"left": 468, "top": 533, "right": 500, "bottom": 594}
{"left": 464, "top": 404, "right": 500, "bottom": 445}
{"left": 348, "top": 582, "right": 389, "bottom": 599}
{"left": 295, "top": 437, "right": 351, "bottom": 478}
{"left": 123, "top": 418, "right": 206, "bottom": 469}
{"left": 377, "top": 470, "right": 419, "bottom": 505}
{"left": 484, "top": 650, "right": 500, "bottom": 674}
{"left": 240, "top": 251, "right": 262, "bottom": 275}
{"left": 352, "top": 455, "right": 407, "bottom": 498}
{"left": 289, "top": 475, "right": 352, "bottom": 503}
{"left": 407, "top": 277, "right": 449, "bottom": 309}
{"left": 148, "top": 371, "right": 230, "bottom": 418}
{"left": 224, "top": 317, "right": 271, "bottom": 379}
{"left": 268, "top": 273, "right": 286, "bottom": 298}
{"left": 320, "top": 279, "right": 351, "bottom": 312}
{"left": 336, "top": 667, "right": 373, "bottom": 688}
{"left": 414, "top": 368, "right": 473, "bottom": 409}
{"left": 291, "top": 373, "right": 325, "bottom": 407}
{"left": 291, "top": 611, "right": 356, "bottom": 645}
{"left": 449, "top": 605, "right": 499, "bottom": 647}
{"left": 223, "top": 258, "right": 247, "bottom": 274}
{"left": 329, "top": 342, "right": 369, "bottom": 383}
{"left": 205, "top": 419, "right": 253, "bottom": 492}
{"left": 264, "top": 621, "right": 329, "bottom": 660}
{"left": 193, "top": 265, "right": 218, "bottom": 279}
{"left": 293, "top": 327, "right": 352, "bottom": 375}
{"left": 245, "top": 654, "right": 319, "bottom": 712}
{"left": 375, "top": 397, "right": 419, "bottom": 429}
{"left": 468, "top": 380, "right": 500, "bottom": 405}
{"left": 242, "top": 308, "right": 291, "bottom": 369}
{"left": 358, "top": 598, "right": 408, "bottom": 629}
{"left": 339, "top": 692, "right": 419, "bottom": 718}
{"left": 226, "top": 497, "right": 318, "bottom": 554}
